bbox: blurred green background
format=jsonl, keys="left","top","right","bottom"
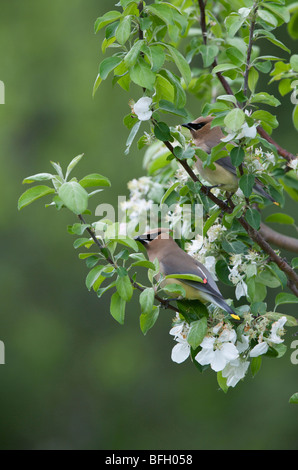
{"left": 0, "top": 0, "right": 297, "bottom": 450}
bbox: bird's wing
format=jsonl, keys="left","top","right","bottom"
{"left": 216, "top": 156, "right": 237, "bottom": 176}
{"left": 160, "top": 248, "right": 222, "bottom": 299}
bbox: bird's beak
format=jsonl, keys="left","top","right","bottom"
{"left": 182, "top": 123, "right": 193, "bottom": 130}
{"left": 134, "top": 235, "right": 146, "bottom": 245}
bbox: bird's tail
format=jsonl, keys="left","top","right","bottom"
{"left": 208, "top": 293, "right": 240, "bottom": 321}
{"left": 253, "top": 181, "right": 278, "bottom": 204}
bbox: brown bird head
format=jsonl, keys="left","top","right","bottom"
{"left": 134, "top": 227, "right": 175, "bottom": 259}
{"left": 182, "top": 115, "right": 223, "bottom": 153}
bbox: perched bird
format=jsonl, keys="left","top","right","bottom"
{"left": 182, "top": 115, "right": 276, "bottom": 202}
{"left": 135, "top": 228, "right": 240, "bottom": 320}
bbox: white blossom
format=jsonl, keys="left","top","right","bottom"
{"left": 169, "top": 320, "right": 191, "bottom": 364}
{"left": 133, "top": 97, "right": 153, "bottom": 121}
{"left": 249, "top": 341, "right": 269, "bottom": 357}
{"left": 195, "top": 328, "right": 239, "bottom": 372}
{"left": 222, "top": 358, "right": 250, "bottom": 387}
{"left": 268, "top": 316, "right": 287, "bottom": 344}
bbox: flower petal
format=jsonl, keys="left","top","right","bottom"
{"left": 249, "top": 342, "right": 269, "bottom": 357}
{"left": 171, "top": 342, "right": 190, "bottom": 364}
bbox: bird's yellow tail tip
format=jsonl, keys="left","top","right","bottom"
{"left": 231, "top": 314, "right": 240, "bottom": 320}
{"left": 273, "top": 202, "right": 280, "bottom": 206}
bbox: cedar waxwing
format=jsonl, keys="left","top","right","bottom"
{"left": 182, "top": 116, "right": 276, "bottom": 202}
{"left": 135, "top": 228, "right": 240, "bottom": 320}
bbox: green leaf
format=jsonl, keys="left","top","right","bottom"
{"left": 139, "top": 287, "right": 155, "bottom": 315}
{"left": 110, "top": 291, "right": 126, "bottom": 324}
{"left": 165, "top": 273, "right": 204, "bottom": 283}
{"left": 130, "top": 260, "right": 156, "bottom": 270}
{"left": 165, "top": 45, "right": 191, "bottom": 86}
{"left": 292, "top": 257, "right": 298, "bottom": 269}
{"left": 289, "top": 393, "right": 298, "bottom": 404}
{"left": 162, "top": 283, "right": 186, "bottom": 297}
{"left": 212, "top": 63, "right": 239, "bottom": 74}
{"left": 94, "top": 11, "right": 122, "bottom": 33}
{"left": 222, "top": 239, "right": 247, "bottom": 254}
{"left": 293, "top": 105, "right": 298, "bottom": 131}
{"left": 251, "top": 110, "right": 278, "bottom": 129}
{"left": 18, "top": 185, "right": 55, "bottom": 210}
{"left": 140, "top": 306, "right": 159, "bottom": 335}
{"left": 203, "top": 209, "right": 222, "bottom": 237}
{"left": 239, "top": 174, "right": 255, "bottom": 197}
{"left": 124, "top": 39, "right": 145, "bottom": 67}
{"left": 187, "top": 317, "right": 207, "bottom": 349}
{"left": 111, "top": 236, "right": 139, "bottom": 252}
{"left": 86, "top": 265, "right": 105, "bottom": 291}
{"left": 264, "top": 3, "right": 290, "bottom": 23}
{"left": 154, "top": 121, "right": 173, "bottom": 142}
{"left": 250, "top": 92, "right": 280, "bottom": 107}
{"left": 65, "top": 154, "right": 84, "bottom": 180}
{"left": 125, "top": 120, "right": 141, "bottom": 155}
{"left": 58, "top": 182, "right": 89, "bottom": 215}
{"left": 230, "top": 147, "right": 245, "bottom": 166}
{"left": 199, "top": 45, "right": 218, "bottom": 68}
{"left": 22, "top": 173, "right": 54, "bottom": 184}
{"left": 275, "top": 292, "right": 298, "bottom": 308}
{"left": 248, "top": 67, "right": 259, "bottom": 93}
{"left": 116, "top": 16, "right": 131, "bottom": 45}
{"left": 116, "top": 274, "right": 133, "bottom": 301}
{"left": 215, "top": 260, "right": 234, "bottom": 286}
{"left": 158, "top": 100, "right": 188, "bottom": 119}
{"left": 258, "top": 9, "right": 278, "bottom": 27}
{"left": 99, "top": 56, "right": 123, "bottom": 80}
{"left": 224, "top": 108, "right": 245, "bottom": 132}
{"left": 288, "top": 11, "right": 298, "bottom": 39}
{"left": 161, "top": 182, "right": 180, "bottom": 204}
{"left": 130, "top": 59, "right": 156, "bottom": 90}
{"left": 251, "top": 356, "right": 262, "bottom": 377}
{"left": 265, "top": 213, "right": 294, "bottom": 225}
{"left": 79, "top": 173, "right": 111, "bottom": 188}
{"left": 217, "top": 371, "right": 229, "bottom": 393}
{"left": 245, "top": 208, "right": 261, "bottom": 230}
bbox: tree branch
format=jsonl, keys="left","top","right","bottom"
{"left": 259, "top": 222, "right": 298, "bottom": 253}
{"left": 161, "top": 140, "right": 298, "bottom": 294}
{"left": 77, "top": 214, "right": 180, "bottom": 313}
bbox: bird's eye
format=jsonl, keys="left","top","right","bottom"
{"left": 191, "top": 122, "right": 206, "bottom": 130}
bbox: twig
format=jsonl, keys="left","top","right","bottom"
{"left": 77, "top": 214, "right": 179, "bottom": 313}
{"left": 243, "top": 3, "right": 258, "bottom": 98}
